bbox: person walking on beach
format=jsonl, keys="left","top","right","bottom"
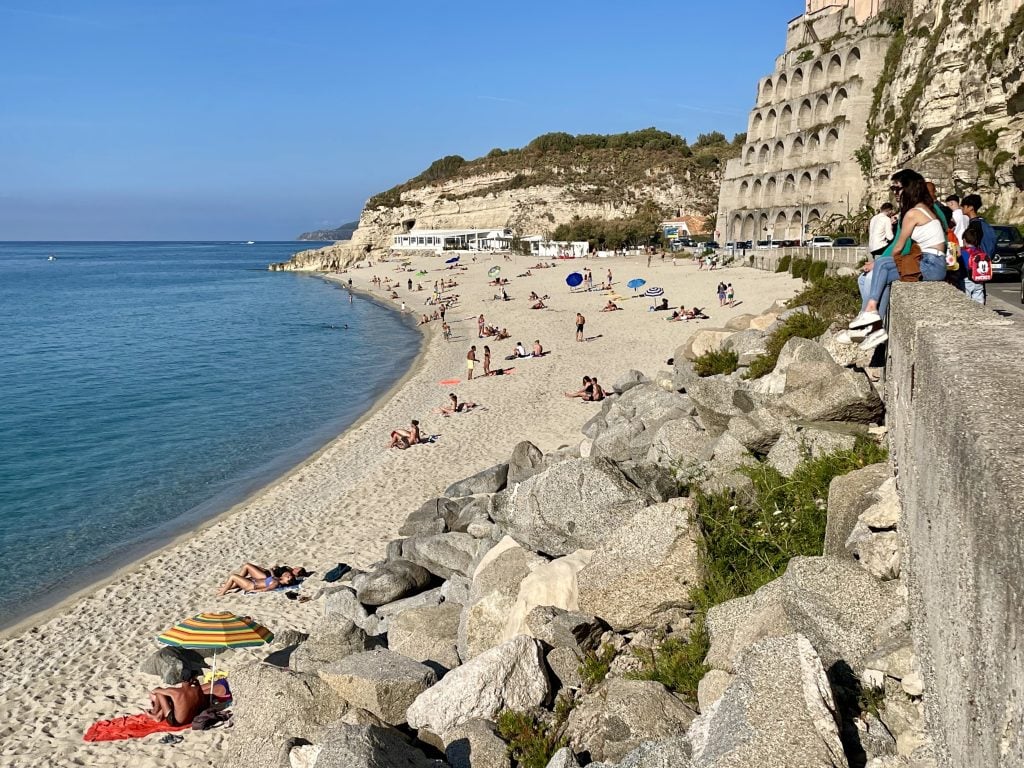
{"left": 477, "top": 314, "right": 485, "bottom": 338}
{"left": 606, "top": 268, "right": 612, "bottom": 287}
{"left": 575, "top": 312, "right": 586, "bottom": 342}
{"left": 717, "top": 283, "right": 727, "bottom": 306}
{"left": 727, "top": 283, "right": 735, "bottom": 306}
{"left": 408, "top": 278, "right": 413, "bottom": 291}
{"left": 467, "top": 345, "right": 478, "bottom": 380}
{"left": 439, "top": 304, "right": 446, "bottom": 322}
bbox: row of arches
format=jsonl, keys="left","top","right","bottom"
{"left": 759, "top": 47, "right": 861, "bottom": 105}
{"left": 736, "top": 168, "right": 833, "bottom": 207}
{"left": 743, "top": 127, "right": 842, "bottom": 167}
{"left": 730, "top": 209, "right": 825, "bottom": 242}
{"left": 749, "top": 86, "right": 852, "bottom": 141}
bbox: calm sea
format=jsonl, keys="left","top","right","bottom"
{"left": 0, "top": 242, "right": 420, "bottom": 627}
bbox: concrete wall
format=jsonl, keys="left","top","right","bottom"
{"left": 886, "top": 282, "right": 1023, "bottom": 768}
{"left": 743, "top": 245, "right": 864, "bottom": 272}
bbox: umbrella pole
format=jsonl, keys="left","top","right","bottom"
{"left": 209, "top": 650, "right": 217, "bottom": 707}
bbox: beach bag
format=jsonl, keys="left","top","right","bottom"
{"left": 946, "top": 227, "right": 961, "bottom": 271}
{"left": 967, "top": 245, "right": 993, "bottom": 282}
{"left": 894, "top": 242, "right": 923, "bottom": 283}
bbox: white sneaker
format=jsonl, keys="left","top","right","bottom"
{"left": 859, "top": 328, "right": 888, "bottom": 350}
{"left": 849, "top": 311, "right": 882, "bottom": 329}
{"left": 835, "top": 329, "right": 869, "bottom": 345}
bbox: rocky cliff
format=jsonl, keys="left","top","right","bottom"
{"left": 863, "top": 0, "right": 1024, "bottom": 220}
{"left": 297, "top": 220, "right": 359, "bottom": 242}
{"left": 271, "top": 129, "right": 739, "bottom": 271}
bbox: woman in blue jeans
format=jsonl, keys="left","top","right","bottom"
{"left": 848, "top": 178, "right": 949, "bottom": 350}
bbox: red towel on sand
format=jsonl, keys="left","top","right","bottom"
{"left": 83, "top": 713, "right": 189, "bottom": 742}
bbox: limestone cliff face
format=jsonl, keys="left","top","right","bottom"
{"left": 864, "top": 0, "right": 1024, "bottom": 220}
{"left": 270, "top": 131, "right": 734, "bottom": 272}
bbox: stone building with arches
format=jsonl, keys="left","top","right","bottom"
{"left": 716, "top": 1, "right": 893, "bottom": 243}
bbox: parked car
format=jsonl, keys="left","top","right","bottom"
{"left": 704, "top": 241, "right": 720, "bottom": 250}
{"left": 989, "top": 224, "right": 1023, "bottom": 278}
{"left": 833, "top": 237, "right": 858, "bottom": 247}
{"left": 810, "top": 236, "right": 834, "bottom": 247}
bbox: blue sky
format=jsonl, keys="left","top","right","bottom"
{"left": 0, "top": 1, "right": 802, "bottom": 240}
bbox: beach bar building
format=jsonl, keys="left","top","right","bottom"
{"left": 392, "top": 228, "right": 515, "bottom": 253}
{"left": 521, "top": 236, "right": 590, "bottom": 258}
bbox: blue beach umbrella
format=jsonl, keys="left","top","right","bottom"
{"left": 566, "top": 272, "right": 584, "bottom": 288}
{"left": 445, "top": 256, "right": 460, "bottom": 264}
{"left": 644, "top": 286, "right": 665, "bottom": 297}
{"left": 627, "top": 278, "right": 647, "bottom": 292}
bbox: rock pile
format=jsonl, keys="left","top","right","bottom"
{"left": 226, "top": 323, "right": 936, "bottom": 768}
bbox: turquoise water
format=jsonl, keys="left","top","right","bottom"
{"left": 0, "top": 242, "right": 420, "bottom": 626}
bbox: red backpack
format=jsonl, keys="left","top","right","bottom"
{"left": 965, "top": 245, "right": 992, "bottom": 282}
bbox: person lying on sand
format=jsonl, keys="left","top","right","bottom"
{"left": 564, "top": 376, "right": 594, "bottom": 398}
{"left": 531, "top": 299, "right": 547, "bottom": 309}
{"left": 147, "top": 678, "right": 230, "bottom": 725}
{"left": 389, "top": 419, "right": 421, "bottom": 450}
{"left": 435, "top": 393, "right": 477, "bottom": 416}
{"left": 601, "top": 300, "right": 621, "bottom": 312}
{"left": 216, "top": 563, "right": 295, "bottom": 596}
{"left": 232, "top": 563, "right": 309, "bottom": 581}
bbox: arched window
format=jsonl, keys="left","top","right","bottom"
{"left": 814, "top": 94, "right": 829, "bottom": 123}
{"left": 798, "top": 99, "right": 813, "bottom": 130}
{"left": 774, "top": 211, "right": 788, "bottom": 239}
{"left": 746, "top": 146, "right": 756, "bottom": 164}
{"left": 808, "top": 133, "right": 821, "bottom": 153}
{"left": 740, "top": 180, "right": 750, "bottom": 196}
{"left": 759, "top": 144, "right": 770, "bottom": 164}
{"left": 779, "top": 105, "right": 793, "bottom": 133}
{"left": 791, "top": 136, "right": 805, "bottom": 157}
{"left": 825, "top": 128, "right": 839, "bottom": 150}
{"left": 752, "top": 179, "right": 764, "bottom": 205}
{"left": 773, "top": 141, "right": 785, "bottom": 164}
{"left": 761, "top": 78, "right": 774, "bottom": 104}
{"left": 765, "top": 109, "right": 778, "bottom": 136}
{"left": 827, "top": 54, "right": 843, "bottom": 83}
{"left": 783, "top": 173, "right": 797, "bottom": 194}
{"left": 833, "top": 88, "right": 848, "bottom": 118}
{"left": 799, "top": 171, "right": 813, "bottom": 193}
{"left": 810, "top": 60, "right": 825, "bottom": 91}
{"left": 751, "top": 112, "right": 764, "bottom": 139}
{"left": 847, "top": 47, "right": 861, "bottom": 75}
{"left": 792, "top": 68, "right": 804, "bottom": 95}
{"left": 816, "top": 168, "right": 831, "bottom": 185}
{"left": 776, "top": 73, "right": 789, "bottom": 100}
{"left": 766, "top": 177, "right": 778, "bottom": 200}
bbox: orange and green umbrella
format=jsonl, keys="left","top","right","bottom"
{"left": 158, "top": 611, "right": 273, "bottom": 650}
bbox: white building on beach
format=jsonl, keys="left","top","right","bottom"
{"left": 521, "top": 236, "right": 590, "bottom": 258}
{"left": 392, "top": 228, "right": 514, "bottom": 253}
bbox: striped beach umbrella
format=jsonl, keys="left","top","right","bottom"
{"left": 157, "top": 612, "right": 273, "bottom": 703}
{"left": 158, "top": 612, "right": 274, "bottom": 649}
{"left": 644, "top": 286, "right": 665, "bottom": 297}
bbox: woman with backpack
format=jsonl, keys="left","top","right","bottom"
{"left": 846, "top": 176, "right": 950, "bottom": 350}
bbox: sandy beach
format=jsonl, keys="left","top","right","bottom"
{"left": 0, "top": 251, "right": 800, "bottom": 767}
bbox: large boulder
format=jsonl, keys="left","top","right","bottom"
{"left": 312, "top": 724, "right": 446, "bottom": 768}
{"left": 688, "top": 634, "right": 848, "bottom": 768}
{"left": 406, "top": 635, "right": 551, "bottom": 739}
{"left": 139, "top": 646, "right": 206, "bottom": 684}
{"left": 508, "top": 440, "right": 545, "bottom": 485}
{"left": 459, "top": 537, "right": 547, "bottom": 660}
{"left": 565, "top": 678, "right": 696, "bottom": 763}
{"left": 399, "top": 497, "right": 465, "bottom": 536}
{"left": 777, "top": 366, "right": 884, "bottom": 424}
{"left": 388, "top": 603, "right": 462, "bottom": 672}
{"left": 824, "top": 463, "right": 892, "bottom": 558}
{"left": 686, "top": 378, "right": 764, "bottom": 437}
{"left": 444, "top": 463, "right": 509, "bottom": 498}
{"left": 323, "top": 587, "right": 385, "bottom": 635}
{"left": 352, "top": 560, "right": 434, "bottom": 607}
{"left": 525, "top": 606, "right": 605, "bottom": 653}
{"left": 766, "top": 422, "right": 862, "bottom": 477}
{"left": 318, "top": 649, "right": 437, "bottom": 726}
{"left": 723, "top": 328, "right": 769, "bottom": 365}
{"left": 401, "top": 532, "right": 488, "bottom": 580}
{"left": 672, "top": 355, "right": 700, "bottom": 393}
{"left": 489, "top": 458, "right": 655, "bottom": 557}
{"left": 374, "top": 587, "right": 443, "bottom": 626}
{"left": 291, "top": 618, "right": 377, "bottom": 673}
{"left": 706, "top": 556, "right": 906, "bottom": 675}
{"left": 747, "top": 312, "right": 779, "bottom": 331}
{"left": 724, "top": 407, "right": 789, "bottom": 454}
{"left": 724, "top": 313, "right": 757, "bottom": 331}
{"left": 591, "top": 386, "right": 697, "bottom": 463}
{"left": 577, "top": 499, "right": 703, "bottom": 630}
{"left": 227, "top": 662, "right": 347, "bottom": 768}
{"left": 682, "top": 328, "right": 735, "bottom": 361}
{"left": 646, "top": 418, "right": 713, "bottom": 468}
{"left": 445, "top": 719, "right": 511, "bottom": 768}
{"left": 611, "top": 369, "right": 650, "bottom": 394}
{"left": 502, "top": 550, "right": 594, "bottom": 640}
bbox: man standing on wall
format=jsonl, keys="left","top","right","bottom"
{"left": 959, "top": 194, "right": 996, "bottom": 305}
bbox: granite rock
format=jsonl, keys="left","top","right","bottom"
{"left": 388, "top": 603, "right": 462, "bottom": 672}
{"left": 444, "top": 463, "right": 509, "bottom": 498}
{"left": 352, "top": 560, "right": 433, "bottom": 607}
{"left": 318, "top": 649, "right": 437, "bottom": 726}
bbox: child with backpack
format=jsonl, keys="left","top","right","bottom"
{"left": 960, "top": 222, "right": 991, "bottom": 305}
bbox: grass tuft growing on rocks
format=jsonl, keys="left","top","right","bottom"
{"left": 692, "top": 348, "right": 739, "bottom": 377}
{"left": 744, "top": 312, "right": 830, "bottom": 380}
{"left": 496, "top": 710, "right": 567, "bottom": 768}
{"left": 633, "top": 438, "right": 888, "bottom": 702}
{"left": 578, "top": 643, "right": 618, "bottom": 689}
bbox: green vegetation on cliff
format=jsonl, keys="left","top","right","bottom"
{"left": 296, "top": 220, "right": 360, "bottom": 241}
{"left": 366, "top": 128, "right": 740, "bottom": 215}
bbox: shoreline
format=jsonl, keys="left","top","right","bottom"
{"left": 0, "top": 252, "right": 801, "bottom": 767}
{"left": 0, "top": 276, "right": 430, "bottom": 639}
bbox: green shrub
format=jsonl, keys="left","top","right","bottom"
{"left": 776, "top": 254, "right": 792, "bottom": 273}
{"left": 807, "top": 261, "right": 828, "bottom": 283}
{"left": 496, "top": 711, "right": 567, "bottom": 768}
{"left": 632, "top": 438, "right": 888, "bottom": 703}
{"left": 791, "top": 257, "right": 811, "bottom": 280}
{"left": 744, "top": 311, "right": 830, "bottom": 379}
{"left": 787, "top": 274, "right": 861, "bottom": 324}
{"left": 693, "top": 348, "right": 739, "bottom": 377}
{"left": 579, "top": 643, "right": 617, "bottom": 689}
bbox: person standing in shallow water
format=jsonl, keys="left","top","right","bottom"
{"left": 466, "top": 345, "right": 477, "bottom": 380}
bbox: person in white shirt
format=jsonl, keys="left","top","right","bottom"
{"left": 945, "top": 194, "right": 969, "bottom": 242}
{"left": 867, "top": 202, "right": 895, "bottom": 256}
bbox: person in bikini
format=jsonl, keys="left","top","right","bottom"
{"left": 564, "top": 376, "right": 593, "bottom": 398}
{"left": 216, "top": 563, "right": 295, "bottom": 596}
{"left": 583, "top": 377, "right": 605, "bottom": 402}
{"left": 435, "top": 392, "right": 477, "bottom": 416}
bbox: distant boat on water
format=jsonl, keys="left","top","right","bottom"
{"left": 246, "top": 241, "right": 256, "bottom": 245}
{"left": 47, "top": 254, "right": 57, "bottom": 261}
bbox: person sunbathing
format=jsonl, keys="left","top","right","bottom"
{"left": 601, "top": 300, "right": 620, "bottom": 312}
{"left": 531, "top": 299, "right": 546, "bottom": 309}
{"left": 231, "top": 562, "right": 309, "bottom": 581}
{"left": 529, "top": 291, "right": 540, "bottom": 301}
{"left": 583, "top": 377, "right": 605, "bottom": 402}
{"left": 147, "top": 678, "right": 230, "bottom": 726}
{"left": 389, "top": 419, "right": 421, "bottom": 450}
{"left": 532, "top": 340, "right": 544, "bottom": 357}
{"left": 564, "top": 376, "right": 594, "bottom": 398}
{"left": 495, "top": 328, "right": 510, "bottom": 340}
{"left": 216, "top": 563, "right": 294, "bottom": 596}
{"left": 435, "top": 393, "right": 477, "bottom": 416}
